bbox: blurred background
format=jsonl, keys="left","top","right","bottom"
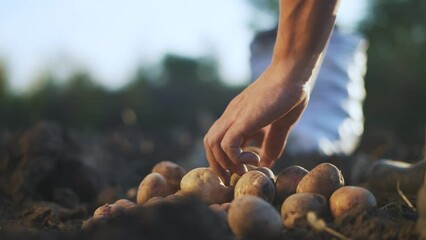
{"left": 0, "top": 0, "right": 425, "bottom": 163}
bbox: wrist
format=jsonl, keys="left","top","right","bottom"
{"left": 269, "top": 55, "right": 320, "bottom": 87}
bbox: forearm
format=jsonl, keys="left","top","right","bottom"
{"left": 272, "top": 0, "right": 340, "bottom": 84}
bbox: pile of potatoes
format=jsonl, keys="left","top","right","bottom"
{"left": 83, "top": 161, "right": 377, "bottom": 239}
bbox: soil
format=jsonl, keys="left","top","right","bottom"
{"left": 0, "top": 122, "right": 421, "bottom": 240}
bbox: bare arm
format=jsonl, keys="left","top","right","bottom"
{"left": 204, "top": 0, "right": 340, "bottom": 183}
{"left": 273, "top": 0, "right": 339, "bottom": 83}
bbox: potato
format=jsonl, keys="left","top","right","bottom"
{"left": 275, "top": 166, "right": 309, "bottom": 204}
{"left": 164, "top": 193, "right": 186, "bottom": 203}
{"left": 86, "top": 201, "right": 127, "bottom": 229}
{"left": 251, "top": 166, "right": 275, "bottom": 183}
{"left": 234, "top": 170, "right": 275, "bottom": 203}
{"left": 152, "top": 161, "right": 186, "bottom": 193}
{"left": 143, "top": 196, "right": 165, "bottom": 207}
{"left": 114, "top": 199, "right": 136, "bottom": 209}
{"left": 296, "top": 162, "right": 344, "bottom": 199}
{"left": 230, "top": 173, "right": 241, "bottom": 187}
{"left": 180, "top": 167, "right": 232, "bottom": 205}
{"left": 209, "top": 203, "right": 223, "bottom": 211}
{"left": 81, "top": 216, "right": 107, "bottom": 229}
{"left": 93, "top": 203, "right": 124, "bottom": 219}
{"left": 221, "top": 202, "right": 230, "bottom": 212}
{"left": 174, "top": 190, "right": 187, "bottom": 196}
{"left": 209, "top": 203, "right": 231, "bottom": 231}
{"left": 209, "top": 202, "right": 230, "bottom": 212}
{"left": 137, "top": 173, "right": 171, "bottom": 205}
{"left": 209, "top": 204, "right": 228, "bottom": 224}
{"left": 229, "top": 165, "right": 273, "bottom": 187}
{"left": 329, "top": 186, "right": 377, "bottom": 218}
{"left": 228, "top": 195, "right": 282, "bottom": 240}
{"left": 281, "top": 192, "right": 327, "bottom": 229}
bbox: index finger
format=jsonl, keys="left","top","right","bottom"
{"left": 204, "top": 136, "right": 230, "bottom": 184}
{"left": 221, "top": 126, "right": 260, "bottom": 166}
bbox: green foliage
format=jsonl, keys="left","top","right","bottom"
{"left": 0, "top": 55, "right": 242, "bottom": 136}
{"left": 161, "top": 54, "right": 219, "bottom": 85}
{"left": 360, "top": 0, "right": 426, "bottom": 143}
{"left": 0, "top": 63, "right": 6, "bottom": 97}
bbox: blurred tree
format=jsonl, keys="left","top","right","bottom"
{"left": 0, "top": 53, "right": 241, "bottom": 136}
{"left": 152, "top": 54, "right": 234, "bottom": 131}
{"left": 26, "top": 74, "right": 62, "bottom": 126}
{"left": 0, "top": 61, "right": 32, "bottom": 129}
{"left": 24, "top": 71, "right": 108, "bottom": 131}
{"left": 162, "top": 55, "right": 199, "bottom": 85}
{"left": 0, "top": 62, "right": 8, "bottom": 127}
{"left": 0, "top": 63, "right": 6, "bottom": 98}
{"left": 161, "top": 54, "right": 220, "bottom": 85}
{"left": 360, "top": 0, "right": 426, "bottom": 144}
{"left": 60, "top": 72, "right": 107, "bottom": 130}
{"left": 117, "top": 68, "right": 155, "bottom": 129}
{"left": 111, "top": 54, "right": 239, "bottom": 134}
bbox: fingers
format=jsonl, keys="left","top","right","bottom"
{"left": 204, "top": 143, "right": 230, "bottom": 184}
{"left": 211, "top": 142, "right": 247, "bottom": 176}
{"left": 205, "top": 119, "right": 263, "bottom": 180}
{"left": 259, "top": 100, "right": 308, "bottom": 167}
{"left": 204, "top": 124, "right": 247, "bottom": 180}
{"left": 258, "top": 125, "right": 289, "bottom": 168}
{"left": 206, "top": 99, "right": 307, "bottom": 176}
{"left": 242, "top": 129, "right": 266, "bottom": 148}
{"left": 204, "top": 74, "right": 310, "bottom": 178}
{"left": 221, "top": 124, "right": 260, "bottom": 166}
{"left": 242, "top": 128, "right": 266, "bottom": 162}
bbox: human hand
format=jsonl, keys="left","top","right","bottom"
{"left": 203, "top": 64, "right": 310, "bottom": 184}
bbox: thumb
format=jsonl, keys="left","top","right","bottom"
{"left": 259, "top": 101, "right": 307, "bottom": 167}
{"left": 258, "top": 125, "right": 290, "bottom": 168}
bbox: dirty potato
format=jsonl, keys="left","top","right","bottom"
{"left": 281, "top": 192, "right": 327, "bottom": 229}
{"left": 234, "top": 170, "right": 275, "bottom": 203}
{"left": 228, "top": 195, "right": 282, "bottom": 240}
{"left": 114, "top": 199, "right": 136, "bottom": 209}
{"left": 81, "top": 216, "right": 107, "bottom": 229}
{"left": 137, "top": 173, "right": 171, "bottom": 205}
{"left": 251, "top": 166, "right": 275, "bottom": 183}
{"left": 93, "top": 203, "right": 124, "bottom": 219}
{"left": 180, "top": 167, "right": 232, "bottom": 205}
{"left": 152, "top": 161, "right": 186, "bottom": 193}
{"left": 296, "top": 162, "right": 344, "bottom": 199}
{"left": 275, "top": 166, "right": 309, "bottom": 204}
{"left": 143, "top": 196, "right": 165, "bottom": 207}
{"left": 230, "top": 173, "right": 241, "bottom": 187}
{"left": 84, "top": 201, "right": 127, "bottom": 229}
{"left": 209, "top": 204, "right": 228, "bottom": 224}
{"left": 329, "top": 186, "right": 377, "bottom": 218}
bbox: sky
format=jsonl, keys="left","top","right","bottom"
{"left": 0, "top": 0, "right": 367, "bottom": 93}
